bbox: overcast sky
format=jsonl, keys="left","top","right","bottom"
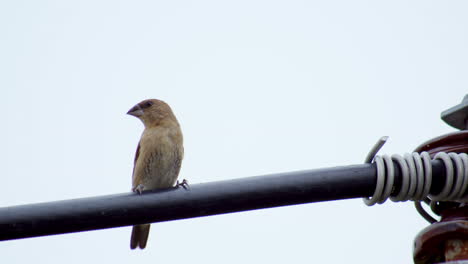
{"left": 1, "top": 1, "right": 467, "bottom": 263}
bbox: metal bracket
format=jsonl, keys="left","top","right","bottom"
{"left": 441, "top": 94, "right": 468, "bottom": 130}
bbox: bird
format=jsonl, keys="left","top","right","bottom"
{"left": 127, "top": 99, "right": 184, "bottom": 250}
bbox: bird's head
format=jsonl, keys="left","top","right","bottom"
{"left": 127, "top": 99, "right": 177, "bottom": 128}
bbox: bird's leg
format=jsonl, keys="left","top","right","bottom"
{"left": 176, "top": 179, "right": 190, "bottom": 190}
{"left": 133, "top": 184, "right": 146, "bottom": 195}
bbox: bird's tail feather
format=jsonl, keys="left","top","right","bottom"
{"left": 130, "top": 224, "right": 151, "bottom": 249}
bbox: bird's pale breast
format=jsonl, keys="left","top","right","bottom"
{"left": 132, "top": 126, "right": 183, "bottom": 190}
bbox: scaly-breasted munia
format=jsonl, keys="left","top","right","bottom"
{"left": 127, "top": 99, "right": 184, "bottom": 250}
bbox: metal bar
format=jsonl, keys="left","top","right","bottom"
{"left": 0, "top": 160, "right": 446, "bottom": 241}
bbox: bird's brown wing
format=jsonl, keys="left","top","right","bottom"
{"left": 132, "top": 143, "right": 141, "bottom": 186}
{"left": 133, "top": 143, "right": 140, "bottom": 168}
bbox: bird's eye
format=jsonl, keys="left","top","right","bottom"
{"left": 141, "top": 101, "right": 153, "bottom": 109}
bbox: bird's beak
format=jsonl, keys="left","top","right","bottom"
{"left": 127, "top": 104, "right": 144, "bottom": 117}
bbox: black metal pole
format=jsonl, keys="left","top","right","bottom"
{"left": 0, "top": 161, "right": 446, "bottom": 241}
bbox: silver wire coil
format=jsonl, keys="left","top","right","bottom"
{"left": 363, "top": 138, "right": 468, "bottom": 206}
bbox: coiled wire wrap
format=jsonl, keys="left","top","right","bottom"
{"left": 363, "top": 137, "right": 468, "bottom": 208}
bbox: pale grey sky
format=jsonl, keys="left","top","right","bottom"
{"left": 0, "top": 1, "right": 466, "bottom": 263}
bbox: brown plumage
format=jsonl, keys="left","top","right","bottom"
{"left": 127, "top": 99, "right": 184, "bottom": 250}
